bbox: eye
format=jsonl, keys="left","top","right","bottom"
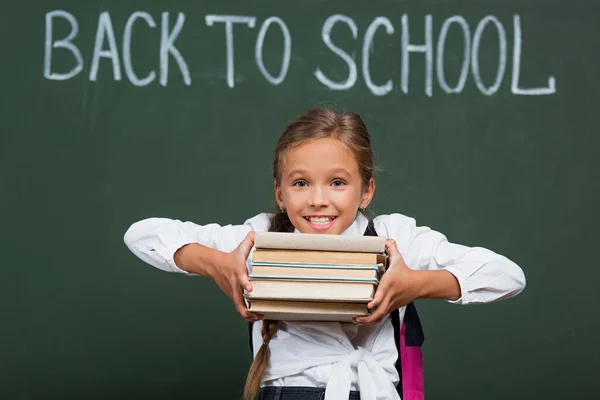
{"left": 331, "top": 179, "right": 346, "bottom": 187}
{"left": 293, "top": 180, "right": 308, "bottom": 187}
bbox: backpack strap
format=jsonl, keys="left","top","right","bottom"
{"left": 248, "top": 319, "right": 254, "bottom": 356}
{"left": 400, "top": 303, "right": 425, "bottom": 400}
{"left": 363, "top": 221, "right": 403, "bottom": 395}
{"left": 364, "top": 220, "right": 425, "bottom": 400}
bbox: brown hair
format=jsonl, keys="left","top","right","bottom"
{"left": 243, "top": 107, "right": 376, "bottom": 399}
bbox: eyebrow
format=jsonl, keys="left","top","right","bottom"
{"left": 286, "top": 168, "right": 308, "bottom": 178}
{"left": 328, "top": 168, "right": 352, "bottom": 176}
{"left": 286, "top": 167, "right": 352, "bottom": 178}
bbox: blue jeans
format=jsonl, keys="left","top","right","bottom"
{"left": 260, "top": 387, "right": 361, "bottom": 400}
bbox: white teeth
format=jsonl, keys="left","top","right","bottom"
{"left": 307, "top": 216, "right": 334, "bottom": 225}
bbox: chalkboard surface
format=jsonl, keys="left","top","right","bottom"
{"left": 2, "top": 0, "right": 599, "bottom": 399}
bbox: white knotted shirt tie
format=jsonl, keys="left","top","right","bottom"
{"left": 324, "top": 347, "right": 400, "bottom": 400}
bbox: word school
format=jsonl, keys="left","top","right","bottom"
{"left": 44, "top": 10, "right": 556, "bottom": 96}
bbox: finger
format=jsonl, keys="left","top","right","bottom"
{"left": 239, "top": 273, "right": 253, "bottom": 292}
{"left": 241, "top": 301, "right": 263, "bottom": 321}
{"left": 368, "top": 288, "right": 383, "bottom": 310}
{"left": 242, "top": 312, "right": 255, "bottom": 322}
{"left": 232, "top": 286, "right": 249, "bottom": 315}
{"left": 243, "top": 300, "right": 265, "bottom": 321}
{"left": 368, "top": 277, "right": 390, "bottom": 310}
{"left": 356, "top": 296, "right": 390, "bottom": 326}
{"left": 385, "top": 238, "right": 401, "bottom": 259}
{"left": 354, "top": 307, "right": 383, "bottom": 326}
{"left": 251, "top": 312, "right": 265, "bottom": 321}
{"left": 237, "top": 231, "right": 256, "bottom": 259}
{"left": 241, "top": 310, "right": 264, "bottom": 322}
{"left": 233, "top": 286, "right": 262, "bottom": 322}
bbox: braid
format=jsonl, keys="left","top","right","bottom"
{"left": 243, "top": 207, "right": 291, "bottom": 399}
{"left": 243, "top": 320, "right": 278, "bottom": 400}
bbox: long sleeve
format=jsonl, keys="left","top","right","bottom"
{"left": 374, "top": 214, "right": 526, "bottom": 304}
{"left": 123, "top": 213, "right": 271, "bottom": 273}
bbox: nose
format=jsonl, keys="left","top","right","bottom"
{"left": 309, "top": 186, "right": 330, "bottom": 208}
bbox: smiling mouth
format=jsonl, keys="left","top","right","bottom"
{"left": 304, "top": 216, "right": 337, "bottom": 225}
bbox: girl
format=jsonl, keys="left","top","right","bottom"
{"left": 124, "top": 108, "right": 526, "bottom": 400}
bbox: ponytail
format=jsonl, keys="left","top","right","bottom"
{"left": 242, "top": 206, "right": 292, "bottom": 399}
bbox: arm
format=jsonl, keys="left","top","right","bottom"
{"left": 173, "top": 242, "right": 227, "bottom": 277}
{"left": 355, "top": 238, "right": 461, "bottom": 325}
{"left": 413, "top": 268, "right": 461, "bottom": 301}
{"left": 385, "top": 213, "right": 526, "bottom": 305}
{"left": 355, "top": 215, "right": 526, "bottom": 325}
{"left": 123, "top": 214, "right": 271, "bottom": 321}
{"left": 123, "top": 214, "right": 269, "bottom": 273}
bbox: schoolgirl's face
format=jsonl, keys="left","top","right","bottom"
{"left": 274, "top": 138, "right": 375, "bottom": 235}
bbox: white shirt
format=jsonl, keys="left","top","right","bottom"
{"left": 123, "top": 212, "right": 526, "bottom": 400}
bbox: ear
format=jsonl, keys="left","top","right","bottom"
{"left": 274, "top": 179, "right": 285, "bottom": 208}
{"left": 360, "top": 178, "right": 376, "bottom": 209}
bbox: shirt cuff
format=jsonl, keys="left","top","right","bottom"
{"left": 165, "top": 240, "right": 200, "bottom": 275}
{"left": 443, "top": 266, "right": 468, "bottom": 304}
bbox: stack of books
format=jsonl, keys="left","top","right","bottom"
{"left": 245, "top": 232, "right": 387, "bottom": 322}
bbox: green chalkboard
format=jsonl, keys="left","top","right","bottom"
{"left": 2, "top": 0, "right": 599, "bottom": 399}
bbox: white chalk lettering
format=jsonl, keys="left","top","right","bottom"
{"left": 205, "top": 15, "right": 256, "bottom": 88}
{"left": 160, "top": 12, "right": 191, "bottom": 86}
{"left": 89, "top": 12, "right": 121, "bottom": 81}
{"left": 41, "top": 10, "right": 557, "bottom": 96}
{"left": 44, "top": 10, "right": 83, "bottom": 80}
{"left": 471, "top": 16, "right": 506, "bottom": 96}
{"left": 123, "top": 12, "right": 157, "bottom": 87}
{"left": 314, "top": 14, "right": 358, "bottom": 90}
{"left": 255, "top": 17, "right": 291, "bottom": 85}
{"left": 401, "top": 14, "right": 433, "bottom": 96}
{"left": 511, "top": 15, "right": 556, "bottom": 95}
{"left": 436, "top": 16, "right": 470, "bottom": 94}
{"left": 362, "top": 16, "right": 394, "bottom": 96}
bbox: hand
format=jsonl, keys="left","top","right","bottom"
{"left": 354, "top": 238, "right": 421, "bottom": 326}
{"left": 211, "top": 232, "right": 263, "bottom": 323}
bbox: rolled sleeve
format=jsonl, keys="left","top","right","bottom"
{"left": 376, "top": 213, "right": 526, "bottom": 305}
{"left": 443, "top": 265, "right": 468, "bottom": 304}
{"left": 123, "top": 214, "right": 271, "bottom": 274}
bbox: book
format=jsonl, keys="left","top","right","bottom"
{"left": 247, "top": 299, "right": 370, "bottom": 322}
{"left": 252, "top": 249, "right": 387, "bottom": 267}
{"left": 246, "top": 232, "right": 385, "bottom": 319}
{"left": 250, "top": 263, "right": 382, "bottom": 280}
{"left": 245, "top": 279, "right": 376, "bottom": 302}
{"left": 248, "top": 275, "right": 378, "bottom": 283}
{"left": 254, "top": 232, "right": 385, "bottom": 253}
